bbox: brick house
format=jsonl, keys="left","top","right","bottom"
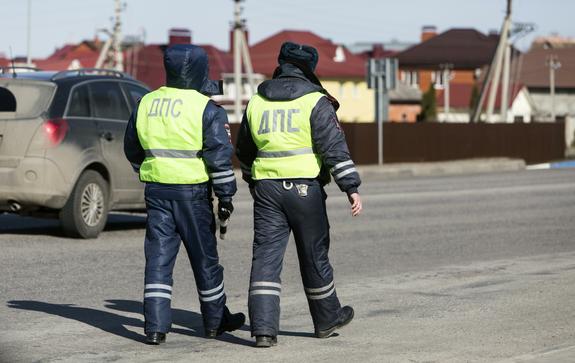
{"left": 396, "top": 27, "right": 528, "bottom": 122}
{"left": 397, "top": 27, "right": 499, "bottom": 93}
{"left": 520, "top": 39, "right": 575, "bottom": 146}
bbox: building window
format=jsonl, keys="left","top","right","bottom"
{"left": 433, "top": 69, "right": 454, "bottom": 89}
{"left": 432, "top": 70, "right": 444, "bottom": 88}
{"left": 339, "top": 82, "right": 345, "bottom": 99}
{"left": 401, "top": 70, "right": 419, "bottom": 88}
{"left": 352, "top": 82, "right": 360, "bottom": 98}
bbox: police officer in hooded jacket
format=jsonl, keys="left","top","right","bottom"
{"left": 124, "top": 44, "right": 245, "bottom": 345}
{"left": 236, "top": 42, "right": 363, "bottom": 348}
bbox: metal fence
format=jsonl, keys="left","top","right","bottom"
{"left": 229, "top": 122, "right": 566, "bottom": 165}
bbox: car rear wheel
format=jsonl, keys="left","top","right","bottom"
{"left": 60, "top": 170, "right": 109, "bottom": 238}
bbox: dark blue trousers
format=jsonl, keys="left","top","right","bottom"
{"left": 143, "top": 183, "right": 226, "bottom": 334}
{"left": 248, "top": 179, "right": 342, "bottom": 337}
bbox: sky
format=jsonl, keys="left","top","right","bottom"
{"left": 1, "top": 0, "right": 574, "bottom": 59}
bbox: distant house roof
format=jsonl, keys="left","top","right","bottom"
{"left": 130, "top": 43, "right": 233, "bottom": 90}
{"left": 201, "top": 44, "right": 233, "bottom": 78}
{"left": 34, "top": 41, "right": 101, "bottom": 70}
{"left": 347, "top": 40, "right": 415, "bottom": 55}
{"left": 397, "top": 28, "right": 500, "bottom": 70}
{"left": 249, "top": 30, "right": 366, "bottom": 78}
{"left": 530, "top": 35, "right": 575, "bottom": 50}
{"left": 520, "top": 47, "right": 575, "bottom": 89}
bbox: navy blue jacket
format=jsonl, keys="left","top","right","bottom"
{"left": 124, "top": 45, "right": 236, "bottom": 201}
{"left": 235, "top": 63, "right": 361, "bottom": 195}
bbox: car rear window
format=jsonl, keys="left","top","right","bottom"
{"left": 90, "top": 81, "right": 130, "bottom": 121}
{"left": 67, "top": 84, "right": 91, "bottom": 117}
{"left": 0, "top": 80, "right": 55, "bottom": 119}
{"left": 122, "top": 82, "right": 149, "bottom": 109}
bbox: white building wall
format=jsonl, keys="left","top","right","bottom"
{"left": 437, "top": 87, "right": 534, "bottom": 123}
{"left": 508, "top": 88, "right": 533, "bottom": 123}
{"left": 566, "top": 116, "right": 575, "bottom": 148}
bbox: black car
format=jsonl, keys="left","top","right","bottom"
{"left": 0, "top": 68, "right": 149, "bottom": 238}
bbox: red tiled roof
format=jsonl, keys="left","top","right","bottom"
{"left": 250, "top": 30, "right": 366, "bottom": 78}
{"left": 35, "top": 41, "right": 100, "bottom": 70}
{"left": 47, "top": 44, "right": 76, "bottom": 60}
{"left": 398, "top": 28, "right": 500, "bottom": 70}
{"left": 200, "top": 44, "right": 233, "bottom": 78}
{"left": 128, "top": 44, "right": 233, "bottom": 90}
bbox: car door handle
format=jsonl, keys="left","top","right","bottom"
{"left": 100, "top": 132, "right": 114, "bottom": 141}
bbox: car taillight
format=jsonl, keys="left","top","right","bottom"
{"left": 44, "top": 118, "right": 69, "bottom": 146}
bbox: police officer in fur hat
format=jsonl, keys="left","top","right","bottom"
{"left": 236, "top": 41, "right": 362, "bottom": 348}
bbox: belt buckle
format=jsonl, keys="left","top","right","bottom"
{"left": 295, "top": 183, "right": 308, "bottom": 197}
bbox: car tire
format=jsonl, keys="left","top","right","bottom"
{"left": 60, "top": 170, "right": 109, "bottom": 239}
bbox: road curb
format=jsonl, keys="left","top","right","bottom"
{"left": 356, "top": 158, "right": 526, "bottom": 178}
{"left": 526, "top": 160, "right": 575, "bottom": 170}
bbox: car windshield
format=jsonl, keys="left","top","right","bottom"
{"left": 0, "top": 79, "right": 56, "bottom": 120}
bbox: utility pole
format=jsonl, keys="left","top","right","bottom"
{"left": 26, "top": 0, "right": 32, "bottom": 66}
{"left": 112, "top": 0, "right": 123, "bottom": 71}
{"left": 232, "top": 0, "right": 255, "bottom": 123}
{"left": 95, "top": 0, "right": 124, "bottom": 71}
{"left": 500, "top": 38, "right": 511, "bottom": 122}
{"left": 472, "top": 0, "right": 512, "bottom": 123}
{"left": 547, "top": 55, "right": 561, "bottom": 121}
{"left": 485, "top": 0, "right": 512, "bottom": 123}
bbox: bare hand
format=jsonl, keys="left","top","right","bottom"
{"left": 348, "top": 192, "right": 362, "bottom": 217}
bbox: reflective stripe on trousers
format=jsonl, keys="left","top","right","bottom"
{"left": 143, "top": 194, "right": 226, "bottom": 333}
{"left": 248, "top": 179, "right": 341, "bottom": 336}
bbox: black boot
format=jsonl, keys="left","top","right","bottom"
{"left": 255, "top": 335, "right": 277, "bottom": 348}
{"left": 205, "top": 306, "right": 246, "bottom": 338}
{"left": 145, "top": 332, "right": 166, "bottom": 345}
{"left": 315, "top": 305, "right": 354, "bottom": 338}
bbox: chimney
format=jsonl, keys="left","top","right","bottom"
{"left": 169, "top": 28, "right": 192, "bottom": 46}
{"left": 229, "top": 28, "right": 249, "bottom": 53}
{"left": 421, "top": 25, "right": 437, "bottom": 42}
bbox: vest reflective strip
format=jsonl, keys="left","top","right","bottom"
{"left": 257, "top": 147, "right": 314, "bottom": 158}
{"left": 144, "top": 149, "right": 201, "bottom": 158}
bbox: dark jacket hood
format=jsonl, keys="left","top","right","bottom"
{"left": 257, "top": 63, "right": 323, "bottom": 101}
{"left": 164, "top": 44, "right": 222, "bottom": 95}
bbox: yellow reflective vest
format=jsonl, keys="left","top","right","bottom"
{"left": 247, "top": 92, "right": 324, "bottom": 180}
{"left": 136, "top": 86, "right": 209, "bottom": 184}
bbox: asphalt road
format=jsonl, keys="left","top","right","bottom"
{"left": 1, "top": 169, "right": 574, "bottom": 363}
